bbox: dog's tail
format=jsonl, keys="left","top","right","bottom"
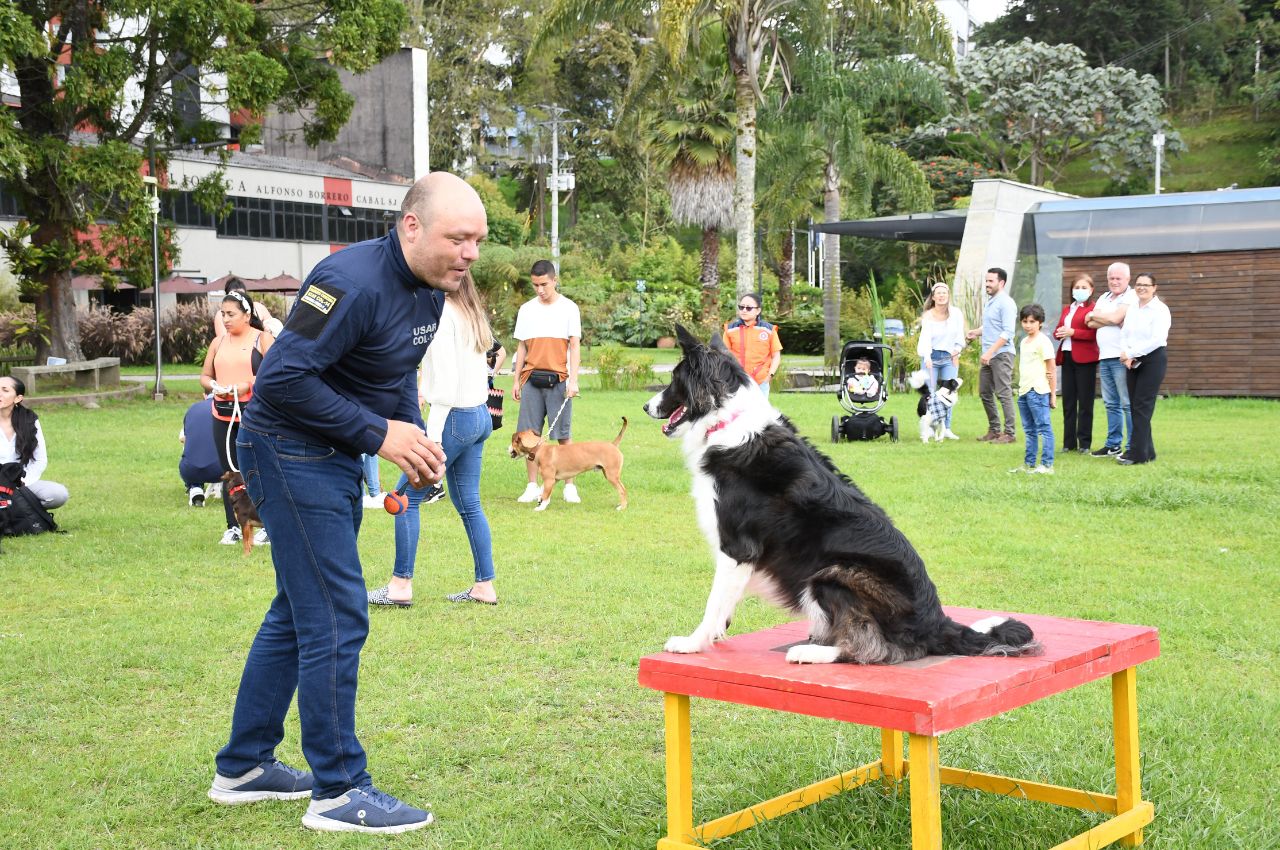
{"left": 612, "top": 417, "right": 629, "bottom": 445}
{"left": 929, "top": 615, "right": 1042, "bottom": 658}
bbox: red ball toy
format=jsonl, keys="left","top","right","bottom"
{"left": 383, "top": 491, "right": 409, "bottom": 515}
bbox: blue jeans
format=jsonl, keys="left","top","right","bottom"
{"left": 928, "top": 350, "right": 957, "bottom": 428}
{"left": 360, "top": 453, "right": 381, "bottom": 496}
{"left": 216, "top": 427, "right": 370, "bottom": 799}
{"left": 393, "top": 404, "right": 494, "bottom": 583}
{"left": 1097, "top": 358, "right": 1132, "bottom": 450}
{"left": 1017, "top": 391, "right": 1055, "bottom": 468}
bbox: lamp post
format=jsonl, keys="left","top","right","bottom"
{"left": 536, "top": 104, "right": 577, "bottom": 270}
{"left": 144, "top": 159, "right": 164, "bottom": 399}
{"left": 1152, "top": 132, "right": 1165, "bottom": 195}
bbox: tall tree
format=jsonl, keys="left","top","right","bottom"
{"left": 1, "top": 0, "right": 404, "bottom": 360}
{"left": 641, "top": 23, "right": 737, "bottom": 324}
{"left": 778, "top": 53, "right": 940, "bottom": 363}
{"left": 920, "top": 40, "right": 1183, "bottom": 188}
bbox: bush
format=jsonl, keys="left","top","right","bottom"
{"left": 592, "top": 344, "right": 655, "bottom": 391}
{"left": 77, "top": 304, "right": 212, "bottom": 364}
{"left": 0, "top": 306, "right": 37, "bottom": 349}
{"left": 918, "top": 156, "right": 1001, "bottom": 209}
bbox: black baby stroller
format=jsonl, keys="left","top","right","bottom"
{"left": 831, "top": 340, "right": 898, "bottom": 443}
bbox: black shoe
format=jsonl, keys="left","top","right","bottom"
{"left": 1077, "top": 447, "right": 1091, "bottom": 454}
{"left": 422, "top": 485, "right": 446, "bottom": 505}
{"left": 1090, "top": 446, "right": 1121, "bottom": 457}
{"left": 1116, "top": 457, "right": 1141, "bottom": 466}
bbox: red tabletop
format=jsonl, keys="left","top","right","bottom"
{"left": 638, "top": 607, "right": 1160, "bottom": 735}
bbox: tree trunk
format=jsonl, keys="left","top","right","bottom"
{"left": 778, "top": 228, "right": 794, "bottom": 315}
{"left": 700, "top": 225, "right": 720, "bottom": 325}
{"left": 821, "top": 163, "right": 841, "bottom": 368}
{"left": 733, "top": 72, "right": 757, "bottom": 298}
{"left": 32, "top": 221, "right": 85, "bottom": 362}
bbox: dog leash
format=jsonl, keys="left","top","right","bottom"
{"left": 533, "top": 396, "right": 571, "bottom": 450}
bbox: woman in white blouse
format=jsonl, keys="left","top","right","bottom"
{"left": 368, "top": 272, "right": 500, "bottom": 606}
{"left": 916, "top": 282, "right": 966, "bottom": 439}
{"left": 1117, "top": 273, "right": 1171, "bottom": 465}
{"left": 0, "top": 376, "right": 69, "bottom": 508}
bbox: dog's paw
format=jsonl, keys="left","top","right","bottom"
{"left": 616, "top": 504, "right": 626, "bottom": 511}
{"left": 534, "top": 500, "right": 550, "bottom": 512}
{"left": 786, "top": 644, "right": 841, "bottom": 664}
{"left": 664, "top": 635, "right": 709, "bottom": 654}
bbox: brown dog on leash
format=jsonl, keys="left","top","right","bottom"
{"left": 222, "top": 471, "right": 264, "bottom": 555}
{"left": 508, "top": 417, "right": 628, "bottom": 511}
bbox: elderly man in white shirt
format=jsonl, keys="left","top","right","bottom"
{"left": 1116, "top": 273, "right": 1171, "bottom": 466}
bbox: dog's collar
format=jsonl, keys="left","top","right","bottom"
{"left": 705, "top": 409, "right": 743, "bottom": 439}
{"left": 228, "top": 483, "right": 246, "bottom": 498}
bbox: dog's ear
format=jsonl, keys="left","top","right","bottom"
{"left": 709, "top": 332, "right": 729, "bottom": 352}
{"left": 675, "top": 324, "right": 702, "bottom": 352}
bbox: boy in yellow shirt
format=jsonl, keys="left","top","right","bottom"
{"left": 1012, "top": 304, "right": 1057, "bottom": 474}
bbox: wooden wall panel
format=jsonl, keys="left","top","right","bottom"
{"left": 1062, "top": 250, "right": 1280, "bottom": 397}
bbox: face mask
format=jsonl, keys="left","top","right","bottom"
{"left": 1072, "top": 289, "right": 1090, "bottom": 303}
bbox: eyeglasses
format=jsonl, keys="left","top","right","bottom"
{"left": 737, "top": 304, "right": 758, "bottom": 311}
{"left": 1133, "top": 284, "right": 1155, "bottom": 289}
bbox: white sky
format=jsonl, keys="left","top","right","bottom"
{"left": 969, "top": 0, "right": 1009, "bottom": 26}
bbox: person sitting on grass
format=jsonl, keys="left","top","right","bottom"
{"left": 0, "top": 376, "right": 70, "bottom": 509}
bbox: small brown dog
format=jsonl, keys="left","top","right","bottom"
{"left": 508, "top": 417, "right": 628, "bottom": 511}
{"left": 222, "top": 471, "right": 264, "bottom": 555}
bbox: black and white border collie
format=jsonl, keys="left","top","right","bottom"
{"left": 643, "top": 326, "right": 1040, "bottom": 664}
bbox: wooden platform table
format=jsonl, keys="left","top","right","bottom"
{"left": 638, "top": 607, "right": 1160, "bottom": 850}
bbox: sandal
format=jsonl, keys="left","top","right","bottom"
{"left": 368, "top": 585, "right": 412, "bottom": 607}
{"left": 445, "top": 589, "right": 498, "bottom": 606}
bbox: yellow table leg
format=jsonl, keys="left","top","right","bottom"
{"left": 908, "top": 733, "right": 942, "bottom": 850}
{"left": 1112, "top": 667, "right": 1144, "bottom": 847}
{"left": 663, "top": 692, "right": 695, "bottom": 846}
{"left": 881, "top": 728, "right": 905, "bottom": 782}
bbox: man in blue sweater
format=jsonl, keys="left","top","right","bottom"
{"left": 208, "top": 172, "right": 487, "bottom": 834}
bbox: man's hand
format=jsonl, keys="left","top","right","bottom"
{"left": 378, "top": 420, "right": 446, "bottom": 487}
{"left": 965, "top": 328, "right": 981, "bottom": 341}
{"left": 565, "top": 378, "right": 580, "bottom": 399}
{"left": 513, "top": 380, "right": 521, "bottom": 401}
{"left": 980, "top": 352, "right": 992, "bottom": 366}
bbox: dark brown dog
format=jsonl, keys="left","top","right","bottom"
{"left": 222, "top": 471, "right": 263, "bottom": 555}
{"left": 508, "top": 418, "right": 628, "bottom": 511}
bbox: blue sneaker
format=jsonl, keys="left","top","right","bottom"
{"left": 301, "top": 786, "right": 433, "bottom": 834}
{"left": 208, "top": 760, "right": 312, "bottom": 804}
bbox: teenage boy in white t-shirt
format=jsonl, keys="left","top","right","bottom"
{"left": 512, "top": 260, "right": 583, "bottom": 502}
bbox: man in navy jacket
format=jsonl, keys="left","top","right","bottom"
{"left": 209, "top": 172, "right": 487, "bottom": 834}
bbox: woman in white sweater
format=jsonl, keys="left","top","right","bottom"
{"left": 916, "top": 282, "right": 967, "bottom": 439}
{"left": 368, "top": 272, "right": 500, "bottom": 606}
{"left": 1, "top": 376, "right": 70, "bottom": 508}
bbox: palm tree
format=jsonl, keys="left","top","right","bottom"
{"left": 644, "top": 25, "right": 737, "bottom": 324}
{"left": 756, "top": 119, "right": 823, "bottom": 315}
{"left": 538, "top": 0, "right": 824, "bottom": 298}
{"left": 781, "top": 51, "right": 945, "bottom": 364}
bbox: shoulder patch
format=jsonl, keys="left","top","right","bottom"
{"left": 286, "top": 283, "right": 347, "bottom": 340}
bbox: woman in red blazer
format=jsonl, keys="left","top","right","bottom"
{"left": 1053, "top": 273, "right": 1100, "bottom": 452}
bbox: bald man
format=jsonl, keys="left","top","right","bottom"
{"left": 209, "top": 173, "right": 487, "bottom": 834}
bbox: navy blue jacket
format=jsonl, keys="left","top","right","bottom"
{"left": 242, "top": 229, "right": 445, "bottom": 457}
{"left": 179, "top": 400, "right": 223, "bottom": 484}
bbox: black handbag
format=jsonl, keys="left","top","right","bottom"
{"left": 487, "top": 377, "right": 505, "bottom": 430}
{"left": 527, "top": 369, "right": 561, "bottom": 390}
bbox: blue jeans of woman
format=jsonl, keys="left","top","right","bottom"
{"left": 217, "top": 426, "right": 370, "bottom": 799}
{"left": 928, "top": 350, "right": 957, "bottom": 428}
{"left": 1017, "top": 390, "right": 1055, "bottom": 468}
{"left": 359, "top": 453, "right": 381, "bottom": 496}
{"left": 393, "top": 404, "right": 494, "bottom": 583}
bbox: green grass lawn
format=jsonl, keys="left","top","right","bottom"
{"left": 2, "top": 383, "right": 1276, "bottom": 848}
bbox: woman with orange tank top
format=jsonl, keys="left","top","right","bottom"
{"left": 200, "top": 290, "right": 274, "bottom": 546}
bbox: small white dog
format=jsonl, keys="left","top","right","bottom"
{"left": 910, "top": 369, "right": 962, "bottom": 443}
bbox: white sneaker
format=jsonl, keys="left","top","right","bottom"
{"left": 188, "top": 485, "right": 205, "bottom": 507}
{"left": 1008, "top": 466, "right": 1032, "bottom": 474}
{"left": 362, "top": 492, "right": 384, "bottom": 509}
{"left": 220, "top": 527, "right": 243, "bottom": 545}
{"left": 563, "top": 482, "right": 581, "bottom": 503}
{"left": 1033, "top": 465, "right": 1055, "bottom": 475}
{"left": 253, "top": 528, "right": 270, "bottom": 545}
{"left": 943, "top": 429, "right": 960, "bottom": 440}
{"left": 517, "top": 482, "right": 542, "bottom": 503}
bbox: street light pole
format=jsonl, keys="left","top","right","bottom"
{"left": 537, "top": 104, "right": 575, "bottom": 271}
{"left": 146, "top": 137, "right": 164, "bottom": 399}
{"left": 1152, "top": 132, "right": 1165, "bottom": 195}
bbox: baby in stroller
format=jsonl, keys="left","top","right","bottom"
{"left": 845, "top": 359, "right": 881, "bottom": 400}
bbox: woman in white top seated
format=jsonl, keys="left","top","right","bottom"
{"left": 916, "top": 282, "right": 966, "bottom": 439}
{"left": 1117, "top": 273, "right": 1172, "bottom": 466}
{"left": 0, "top": 376, "right": 70, "bottom": 508}
{"left": 368, "top": 272, "right": 501, "bottom": 607}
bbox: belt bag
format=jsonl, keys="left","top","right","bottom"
{"left": 527, "top": 370, "right": 561, "bottom": 390}
{"left": 211, "top": 389, "right": 251, "bottom": 423}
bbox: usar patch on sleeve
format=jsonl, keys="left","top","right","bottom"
{"left": 286, "top": 283, "right": 346, "bottom": 340}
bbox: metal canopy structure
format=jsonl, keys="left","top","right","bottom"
{"left": 811, "top": 210, "right": 968, "bottom": 247}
